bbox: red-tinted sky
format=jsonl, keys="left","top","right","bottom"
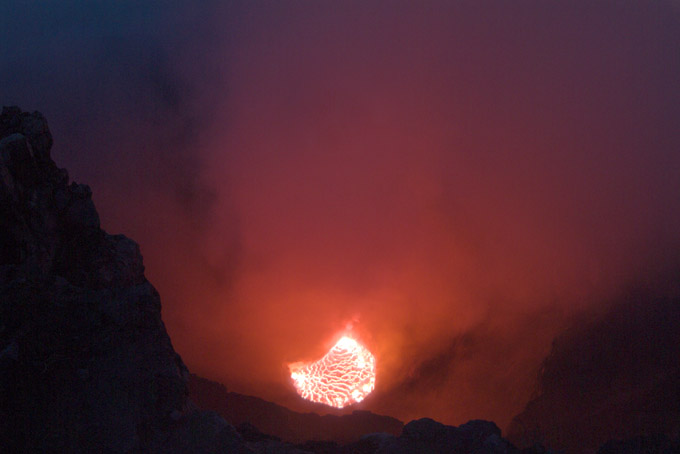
{"left": 2, "top": 0, "right": 679, "bottom": 429}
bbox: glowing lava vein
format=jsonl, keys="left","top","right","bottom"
{"left": 289, "top": 336, "right": 376, "bottom": 408}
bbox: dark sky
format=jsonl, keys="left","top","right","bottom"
{"left": 2, "top": 0, "right": 679, "bottom": 430}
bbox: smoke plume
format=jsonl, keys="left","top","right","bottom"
{"left": 2, "top": 0, "right": 679, "bottom": 429}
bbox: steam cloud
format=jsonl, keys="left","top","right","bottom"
{"left": 2, "top": 1, "right": 679, "bottom": 429}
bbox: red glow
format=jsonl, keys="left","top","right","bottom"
{"left": 289, "top": 336, "right": 376, "bottom": 408}
{"left": 82, "top": 1, "right": 680, "bottom": 430}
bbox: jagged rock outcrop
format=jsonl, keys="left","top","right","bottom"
{"left": 507, "top": 283, "right": 680, "bottom": 454}
{"left": 0, "top": 106, "right": 246, "bottom": 453}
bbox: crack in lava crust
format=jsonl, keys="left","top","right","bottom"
{"left": 289, "top": 336, "right": 376, "bottom": 408}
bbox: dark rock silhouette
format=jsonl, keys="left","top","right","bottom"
{"left": 597, "top": 434, "right": 680, "bottom": 454}
{"left": 189, "top": 375, "right": 556, "bottom": 453}
{"left": 0, "top": 106, "right": 246, "bottom": 453}
{"left": 189, "top": 373, "right": 403, "bottom": 443}
{"left": 394, "top": 418, "right": 514, "bottom": 453}
{"left": 508, "top": 280, "right": 680, "bottom": 454}
{"left": 330, "top": 418, "right": 549, "bottom": 454}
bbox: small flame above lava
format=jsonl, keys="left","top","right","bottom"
{"left": 289, "top": 336, "right": 376, "bottom": 408}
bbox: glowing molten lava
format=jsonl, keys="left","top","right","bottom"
{"left": 289, "top": 336, "right": 376, "bottom": 408}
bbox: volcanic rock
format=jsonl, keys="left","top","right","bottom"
{"left": 189, "top": 373, "right": 403, "bottom": 444}
{"left": 597, "top": 434, "right": 680, "bottom": 454}
{"left": 396, "top": 417, "right": 515, "bottom": 454}
{"left": 507, "top": 283, "right": 680, "bottom": 454}
{"left": 335, "top": 417, "right": 548, "bottom": 454}
{"left": 0, "top": 106, "right": 246, "bottom": 453}
{"left": 190, "top": 371, "right": 551, "bottom": 454}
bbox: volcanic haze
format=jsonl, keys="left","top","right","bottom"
{"left": 2, "top": 0, "right": 679, "bottom": 431}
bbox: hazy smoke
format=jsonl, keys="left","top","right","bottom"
{"left": 2, "top": 0, "right": 679, "bottom": 429}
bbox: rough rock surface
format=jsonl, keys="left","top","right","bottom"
{"left": 0, "top": 106, "right": 246, "bottom": 453}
